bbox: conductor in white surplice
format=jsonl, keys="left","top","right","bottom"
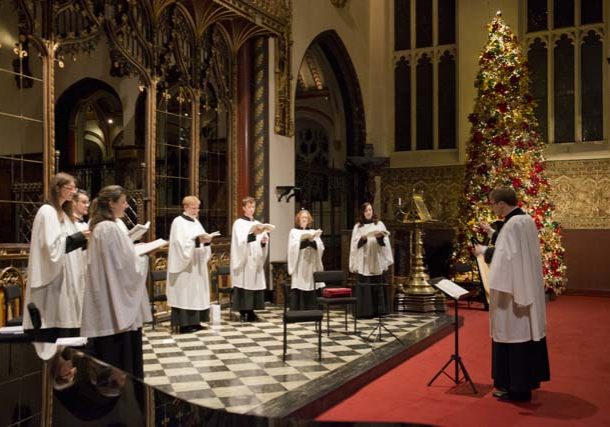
{"left": 475, "top": 186, "right": 550, "bottom": 402}
{"left": 167, "top": 196, "right": 212, "bottom": 333}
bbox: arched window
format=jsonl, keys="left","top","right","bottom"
{"left": 524, "top": 0, "right": 605, "bottom": 145}
{"left": 393, "top": 0, "right": 456, "bottom": 151}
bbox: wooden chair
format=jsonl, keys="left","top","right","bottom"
{"left": 314, "top": 270, "right": 357, "bottom": 336}
{"left": 211, "top": 265, "right": 233, "bottom": 320}
{"left": 282, "top": 282, "right": 323, "bottom": 362}
{"left": 148, "top": 268, "right": 168, "bottom": 330}
{"left": 1, "top": 267, "right": 25, "bottom": 327}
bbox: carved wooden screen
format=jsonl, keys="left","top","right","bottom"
{"left": 156, "top": 86, "right": 193, "bottom": 239}
{"left": 198, "top": 27, "right": 232, "bottom": 236}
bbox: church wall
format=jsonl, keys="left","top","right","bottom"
{"left": 268, "top": 43, "right": 295, "bottom": 263}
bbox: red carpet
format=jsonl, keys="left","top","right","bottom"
{"left": 317, "top": 296, "right": 610, "bottom": 426}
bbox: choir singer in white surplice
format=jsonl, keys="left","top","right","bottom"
{"left": 23, "top": 173, "right": 89, "bottom": 342}
{"left": 81, "top": 185, "right": 151, "bottom": 378}
{"left": 349, "top": 202, "right": 394, "bottom": 318}
{"left": 287, "top": 209, "right": 325, "bottom": 310}
{"left": 167, "top": 196, "right": 213, "bottom": 333}
{"left": 230, "top": 196, "right": 269, "bottom": 322}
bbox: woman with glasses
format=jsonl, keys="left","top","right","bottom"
{"left": 23, "top": 173, "right": 89, "bottom": 342}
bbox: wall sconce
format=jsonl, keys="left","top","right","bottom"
{"left": 275, "top": 186, "right": 301, "bottom": 202}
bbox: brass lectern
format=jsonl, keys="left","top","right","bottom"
{"left": 395, "top": 192, "right": 446, "bottom": 313}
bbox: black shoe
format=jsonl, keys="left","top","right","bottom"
{"left": 244, "top": 312, "right": 259, "bottom": 322}
{"left": 179, "top": 324, "right": 204, "bottom": 333}
{"left": 496, "top": 390, "right": 531, "bottom": 402}
{"left": 493, "top": 390, "right": 508, "bottom": 398}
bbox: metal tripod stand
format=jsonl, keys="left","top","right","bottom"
{"left": 364, "top": 283, "right": 404, "bottom": 345}
{"left": 428, "top": 284, "right": 477, "bottom": 393}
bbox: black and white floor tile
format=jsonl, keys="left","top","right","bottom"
{"left": 142, "top": 306, "right": 440, "bottom": 414}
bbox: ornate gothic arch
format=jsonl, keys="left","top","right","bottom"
{"left": 303, "top": 30, "right": 366, "bottom": 157}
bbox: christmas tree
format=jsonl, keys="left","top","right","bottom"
{"left": 453, "top": 12, "right": 566, "bottom": 294}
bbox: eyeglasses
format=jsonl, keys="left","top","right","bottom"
{"left": 62, "top": 185, "right": 77, "bottom": 191}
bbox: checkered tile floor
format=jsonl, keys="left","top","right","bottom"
{"left": 142, "top": 305, "right": 440, "bottom": 414}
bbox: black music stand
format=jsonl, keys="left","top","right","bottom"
{"left": 427, "top": 278, "right": 477, "bottom": 393}
{"left": 363, "top": 283, "right": 404, "bottom": 346}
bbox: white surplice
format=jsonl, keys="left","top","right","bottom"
{"left": 115, "top": 218, "right": 129, "bottom": 235}
{"left": 80, "top": 220, "right": 152, "bottom": 338}
{"left": 166, "top": 215, "right": 211, "bottom": 311}
{"left": 287, "top": 228, "right": 325, "bottom": 291}
{"left": 230, "top": 218, "right": 269, "bottom": 290}
{"left": 73, "top": 219, "right": 89, "bottom": 316}
{"left": 23, "top": 205, "right": 84, "bottom": 330}
{"left": 349, "top": 221, "right": 394, "bottom": 276}
{"left": 488, "top": 214, "right": 546, "bottom": 343}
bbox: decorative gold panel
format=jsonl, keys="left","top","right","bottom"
{"left": 545, "top": 159, "right": 610, "bottom": 229}
{"left": 382, "top": 159, "right": 610, "bottom": 230}
{"left": 381, "top": 166, "right": 464, "bottom": 227}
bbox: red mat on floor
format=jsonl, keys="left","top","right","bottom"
{"left": 317, "top": 296, "right": 610, "bottom": 426}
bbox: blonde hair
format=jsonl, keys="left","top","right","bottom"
{"left": 295, "top": 209, "right": 313, "bottom": 227}
{"left": 242, "top": 196, "right": 256, "bottom": 207}
{"left": 182, "top": 195, "right": 200, "bottom": 208}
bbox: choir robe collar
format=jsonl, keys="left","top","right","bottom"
{"left": 181, "top": 213, "right": 195, "bottom": 222}
{"left": 241, "top": 216, "right": 254, "bottom": 221}
{"left": 503, "top": 207, "right": 525, "bottom": 223}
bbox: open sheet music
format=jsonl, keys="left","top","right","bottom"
{"left": 365, "top": 229, "right": 390, "bottom": 239}
{"left": 198, "top": 231, "right": 221, "bottom": 240}
{"left": 300, "top": 229, "right": 322, "bottom": 240}
{"left": 128, "top": 221, "right": 150, "bottom": 241}
{"left": 135, "top": 238, "right": 168, "bottom": 256}
{"left": 249, "top": 223, "right": 275, "bottom": 234}
{"left": 434, "top": 279, "right": 469, "bottom": 300}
